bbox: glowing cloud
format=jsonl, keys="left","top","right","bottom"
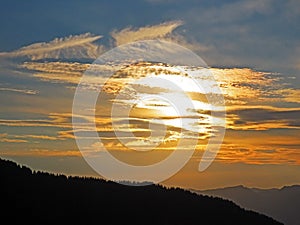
{"left": 111, "top": 21, "right": 183, "bottom": 46}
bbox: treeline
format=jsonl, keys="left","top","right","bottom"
{"left": 0, "top": 158, "right": 282, "bottom": 225}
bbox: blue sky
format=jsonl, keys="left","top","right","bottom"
{"left": 1, "top": 0, "right": 299, "bottom": 76}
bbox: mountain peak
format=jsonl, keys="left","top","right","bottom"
{"left": 196, "top": 184, "right": 300, "bottom": 225}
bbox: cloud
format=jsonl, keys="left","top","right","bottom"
{"left": 254, "top": 149, "right": 277, "bottom": 154}
{"left": 227, "top": 107, "right": 300, "bottom": 130}
{"left": 14, "top": 134, "right": 62, "bottom": 141}
{"left": 0, "top": 21, "right": 186, "bottom": 60}
{"left": 210, "top": 68, "right": 278, "bottom": 105}
{"left": 0, "top": 22, "right": 298, "bottom": 164}
{"left": 0, "top": 33, "right": 104, "bottom": 60}
{"left": 0, "top": 149, "right": 80, "bottom": 157}
{"left": 0, "top": 21, "right": 207, "bottom": 62}
{"left": 18, "top": 58, "right": 299, "bottom": 135}
{"left": 22, "top": 61, "right": 89, "bottom": 84}
{"left": 193, "top": 0, "right": 273, "bottom": 24}
{"left": 0, "top": 133, "right": 28, "bottom": 143}
{"left": 19, "top": 59, "right": 300, "bottom": 134}
{"left": 0, "top": 87, "right": 38, "bottom": 95}
{"left": 22, "top": 60, "right": 279, "bottom": 102}
{"left": 216, "top": 129, "right": 300, "bottom": 165}
{"left": 0, "top": 114, "right": 79, "bottom": 145}
{"left": 275, "top": 89, "right": 300, "bottom": 103}
{"left": 111, "top": 21, "right": 183, "bottom": 46}
{"left": 116, "top": 22, "right": 210, "bottom": 53}
{"left": 165, "top": 0, "right": 299, "bottom": 71}
{"left": 0, "top": 113, "right": 73, "bottom": 129}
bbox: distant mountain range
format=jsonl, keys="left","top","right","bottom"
{"left": 193, "top": 185, "right": 300, "bottom": 225}
{"left": 0, "top": 158, "right": 282, "bottom": 225}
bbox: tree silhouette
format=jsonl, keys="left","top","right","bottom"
{"left": 0, "top": 158, "right": 282, "bottom": 225}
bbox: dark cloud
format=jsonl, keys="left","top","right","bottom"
{"left": 229, "top": 108, "right": 300, "bottom": 127}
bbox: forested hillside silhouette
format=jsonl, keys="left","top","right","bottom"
{"left": 1, "top": 158, "right": 282, "bottom": 225}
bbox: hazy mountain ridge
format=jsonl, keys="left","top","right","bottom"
{"left": 0, "top": 158, "right": 282, "bottom": 225}
{"left": 194, "top": 185, "right": 300, "bottom": 225}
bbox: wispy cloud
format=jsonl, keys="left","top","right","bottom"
{"left": 22, "top": 61, "right": 89, "bottom": 84}
{"left": 0, "top": 149, "right": 80, "bottom": 157}
{"left": 0, "top": 113, "right": 73, "bottom": 129}
{"left": 227, "top": 107, "right": 300, "bottom": 130}
{"left": 0, "top": 21, "right": 208, "bottom": 62}
{"left": 111, "top": 21, "right": 183, "bottom": 46}
{"left": 0, "top": 87, "right": 38, "bottom": 95}
{"left": 14, "top": 134, "right": 62, "bottom": 141}
{"left": 215, "top": 129, "right": 300, "bottom": 165}
{"left": 191, "top": 0, "right": 273, "bottom": 24}
{"left": 275, "top": 89, "right": 300, "bottom": 103}
{"left": 0, "top": 33, "right": 104, "bottom": 60}
{"left": 0, "top": 133, "right": 28, "bottom": 143}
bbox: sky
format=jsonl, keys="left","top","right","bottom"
{"left": 0, "top": 0, "right": 299, "bottom": 189}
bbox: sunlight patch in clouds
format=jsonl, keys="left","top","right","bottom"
{"left": 19, "top": 59, "right": 300, "bottom": 135}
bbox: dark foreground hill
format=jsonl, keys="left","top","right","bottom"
{"left": 0, "top": 158, "right": 282, "bottom": 225}
{"left": 195, "top": 185, "right": 300, "bottom": 225}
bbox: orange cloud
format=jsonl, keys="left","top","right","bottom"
{"left": 14, "top": 135, "right": 62, "bottom": 141}
{"left": 213, "top": 129, "right": 300, "bottom": 165}
{"left": 0, "top": 133, "right": 28, "bottom": 143}
{"left": 0, "top": 149, "right": 80, "bottom": 157}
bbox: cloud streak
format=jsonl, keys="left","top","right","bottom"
{"left": 0, "top": 87, "right": 38, "bottom": 95}
{"left": 22, "top": 61, "right": 89, "bottom": 84}
{"left": 0, "top": 133, "right": 28, "bottom": 143}
{"left": 0, "top": 33, "right": 104, "bottom": 60}
{"left": 0, "top": 149, "right": 80, "bottom": 157}
{"left": 216, "top": 129, "right": 300, "bottom": 165}
{"left": 111, "top": 21, "right": 183, "bottom": 46}
{"left": 227, "top": 107, "right": 300, "bottom": 130}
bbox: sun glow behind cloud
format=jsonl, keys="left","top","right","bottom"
{"left": 93, "top": 62, "right": 222, "bottom": 152}
{"left": 0, "top": 21, "right": 298, "bottom": 170}
{"left": 3, "top": 57, "right": 298, "bottom": 165}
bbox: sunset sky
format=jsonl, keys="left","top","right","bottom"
{"left": 0, "top": 0, "right": 299, "bottom": 189}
